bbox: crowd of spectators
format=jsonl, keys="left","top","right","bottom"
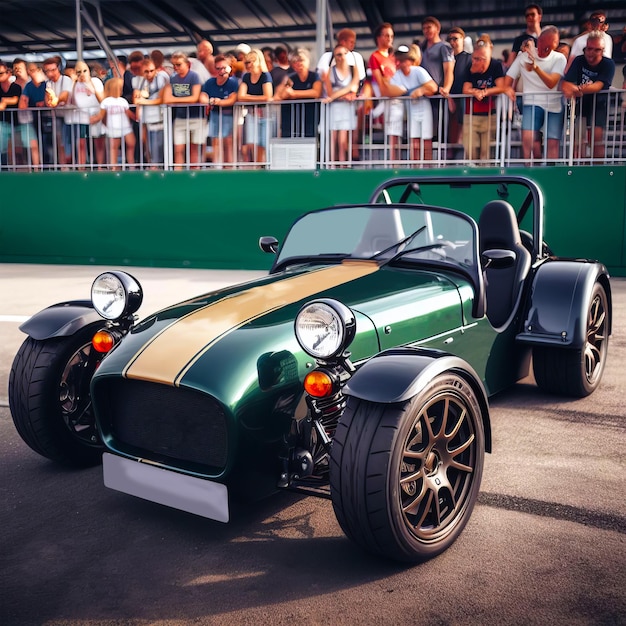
{"left": 0, "top": 5, "right": 625, "bottom": 171}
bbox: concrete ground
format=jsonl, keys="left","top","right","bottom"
{"left": 1, "top": 265, "right": 624, "bottom": 625}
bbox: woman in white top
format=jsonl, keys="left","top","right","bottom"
{"left": 323, "top": 45, "right": 360, "bottom": 164}
{"left": 69, "top": 60, "right": 104, "bottom": 166}
{"left": 95, "top": 77, "right": 136, "bottom": 169}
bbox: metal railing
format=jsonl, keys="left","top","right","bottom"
{"left": 1, "top": 90, "right": 624, "bottom": 172}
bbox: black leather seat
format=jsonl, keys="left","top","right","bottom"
{"left": 479, "top": 200, "right": 531, "bottom": 328}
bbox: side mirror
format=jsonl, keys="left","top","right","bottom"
{"left": 259, "top": 236, "right": 279, "bottom": 254}
{"left": 481, "top": 248, "right": 516, "bottom": 269}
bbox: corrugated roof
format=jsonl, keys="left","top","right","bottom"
{"left": 1, "top": 0, "right": 624, "bottom": 59}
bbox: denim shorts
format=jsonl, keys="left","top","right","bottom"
{"left": 522, "top": 105, "right": 564, "bottom": 141}
{"left": 209, "top": 112, "right": 234, "bottom": 138}
{"left": 244, "top": 114, "right": 269, "bottom": 148}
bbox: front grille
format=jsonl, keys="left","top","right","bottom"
{"left": 97, "top": 379, "right": 228, "bottom": 470}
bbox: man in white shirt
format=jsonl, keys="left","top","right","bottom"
{"left": 505, "top": 25, "right": 567, "bottom": 162}
{"left": 316, "top": 28, "right": 366, "bottom": 97}
{"left": 566, "top": 11, "right": 613, "bottom": 72}
{"left": 189, "top": 40, "right": 216, "bottom": 84}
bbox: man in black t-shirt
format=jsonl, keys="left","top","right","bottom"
{"left": 0, "top": 61, "right": 21, "bottom": 167}
{"left": 562, "top": 31, "right": 616, "bottom": 160}
{"left": 506, "top": 4, "right": 543, "bottom": 68}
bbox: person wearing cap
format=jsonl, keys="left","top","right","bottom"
{"left": 229, "top": 43, "right": 252, "bottom": 79}
{"left": 385, "top": 45, "right": 438, "bottom": 163}
{"left": 566, "top": 11, "right": 613, "bottom": 72}
{"left": 235, "top": 43, "right": 252, "bottom": 69}
{"left": 236, "top": 43, "right": 251, "bottom": 56}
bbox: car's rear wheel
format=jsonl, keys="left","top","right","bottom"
{"left": 9, "top": 323, "right": 106, "bottom": 467}
{"left": 533, "top": 282, "right": 609, "bottom": 397}
{"left": 330, "top": 372, "right": 485, "bottom": 562}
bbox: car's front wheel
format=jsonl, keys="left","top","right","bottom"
{"left": 330, "top": 372, "right": 485, "bottom": 562}
{"left": 533, "top": 282, "right": 609, "bottom": 397}
{"left": 9, "top": 323, "right": 106, "bottom": 467}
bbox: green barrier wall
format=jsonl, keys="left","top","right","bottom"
{"left": 2, "top": 165, "right": 625, "bottom": 276}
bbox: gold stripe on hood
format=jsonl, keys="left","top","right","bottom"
{"left": 123, "top": 260, "right": 379, "bottom": 385}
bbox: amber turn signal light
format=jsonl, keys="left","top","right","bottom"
{"left": 304, "top": 370, "right": 334, "bottom": 398}
{"left": 92, "top": 329, "right": 115, "bottom": 353}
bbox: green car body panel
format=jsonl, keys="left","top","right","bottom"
{"left": 91, "top": 261, "right": 521, "bottom": 493}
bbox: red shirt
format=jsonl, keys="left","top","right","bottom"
{"left": 369, "top": 50, "right": 397, "bottom": 88}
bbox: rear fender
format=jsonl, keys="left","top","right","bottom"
{"left": 517, "top": 260, "right": 612, "bottom": 348}
{"left": 344, "top": 348, "right": 491, "bottom": 453}
{"left": 19, "top": 300, "right": 104, "bottom": 340}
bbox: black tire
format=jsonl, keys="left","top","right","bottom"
{"left": 8, "top": 323, "right": 106, "bottom": 467}
{"left": 330, "top": 372, "right": 485, "bottom": 563}
{"left": 533, "top": 282, "right": 609, "bottom": 397}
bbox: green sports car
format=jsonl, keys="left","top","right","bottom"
{"left": 9, "top": 175, "right": 612, "bottom": 562}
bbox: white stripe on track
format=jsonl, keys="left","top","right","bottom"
{"left": 0, "top": 315, "right": 30, "bottom": 323}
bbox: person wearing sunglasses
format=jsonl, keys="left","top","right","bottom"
{"left": 322, "top": 44, "right": 360, "bottom": 164}
{"left": 238, "top": 49, "right": 274, "bottom": 165}
{"left": 162, "top": 51, "right": 204, "bottom": 169}
{"left": 274, "top": 48, "right": 322, "bottom": 139}
{"left": 385, "top": 45, "right": 438, "bottom": 163}
{"left": 562, "top": 31, "right": 615, "bottom": 161}
{"left": 42, "top": 56, "right": 73, "bottom": 167}
{"left": 461, "top": 37, "right": 506, "bottom": 163}
{"left": 566, "top": 11, "right": 612, "bottom": 73}
{"left": 65, "top": 61, "right": 105, "bottom": 167}
{"left": 18, "top": 63, "right": 46, "bottom": 169}
{"left": 200, "top": 55, "right": 239, "bottom": 167}
{"left": 506, "top": 4, "right": 543, "bottom": 69}
{"left": 0, "top": 61, "right": 21, "bottom": 168}
{"left": 133, "top": 58, "right": 169, "bottom": 167}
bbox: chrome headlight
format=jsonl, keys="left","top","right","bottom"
{"left": 295, "top": 299, "right": 356, "bottom": 360}
{"left": 91, "top": 271, "right": 143, "bottom": 321}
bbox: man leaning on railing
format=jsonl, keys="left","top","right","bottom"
{"left": 561, "top": 30, "right": 616, "bottom": 161}
{"left": 1, "top": 84, "right": 625, "bottom": 171}
{"left": 503, "top": 25, "right": 566, "bottom": 164}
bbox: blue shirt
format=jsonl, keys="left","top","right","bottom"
{"left": 202, "top": 77, "right": 239, "bottom": 116}
{"left": 169, "top": 70, "right": 203, "bottom": 119}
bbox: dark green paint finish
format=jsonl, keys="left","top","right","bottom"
{"left": 1, "top": 166, "right": 624, "bottom": 275}
{"left": 90, "top": 260, "right": 511, "bottom": 482}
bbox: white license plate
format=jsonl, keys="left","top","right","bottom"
{"left": 103, "top": 453, "right": 229, "bottom": 523}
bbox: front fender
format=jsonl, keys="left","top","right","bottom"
{"left": 516, "top": 260, "right": 612, "bottom": 348}
{"left": 19, "top": 300, "right": 104, "bottom": 340}
{"left": 344, "top": 348, "right": 491, "bottom": 452}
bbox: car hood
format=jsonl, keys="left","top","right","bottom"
{"left": 93, "top": 260, "right": 466, "bottom": 405}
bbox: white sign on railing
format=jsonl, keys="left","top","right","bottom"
{"left": 269, "top": 138, "right": 318, "bottom": 170}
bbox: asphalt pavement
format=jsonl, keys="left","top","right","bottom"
{"left": 1, "top": 264, "right": 624, "bottom": 626}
